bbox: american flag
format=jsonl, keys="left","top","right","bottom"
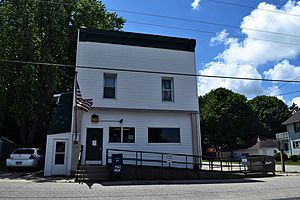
{"left": 76, "top": 81, "right": 93, "bottom": 112}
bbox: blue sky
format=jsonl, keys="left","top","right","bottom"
{"left": 102, "top": 0, "right": 300, "bottom": 105}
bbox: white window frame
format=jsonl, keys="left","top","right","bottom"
{"left": 108, "top": 127, "right": 135, "bottom": 143}
{"left": 293, "top": 140, "right": 300, "bottom": 149}
{"left": 103, "top": 73, "right": 117, "bottom": 99}
{"left": 162, "top": 77, "right": 174, "bottom": 102}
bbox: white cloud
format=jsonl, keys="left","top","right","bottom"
{"left": 198, "top": 62, "right": 263, "bottom": 96}
{"left": 191, "top": 0, "right": 201, "bottom": 10}
{"left": 291, "top": 97, "right": 300, "bottom": 107}
{"left": 199, "top": 1, "right": 300, "bottom": 97}
{"left": 210, "top": 30, "right": 229, "bottom": 46}
{"left": 264, "top": 85, "right": 281, "bottom": 96}
{"left": 218, "top": 1, "right": 300, "bottom": 66}
{"left": 264, "top": 60, "right": 300, "bottom": 80}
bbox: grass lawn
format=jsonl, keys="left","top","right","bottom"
{"left": 276, "top": 160, "right": 300, "bottom": 165}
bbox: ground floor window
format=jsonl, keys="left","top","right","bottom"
{"left": 109, "top": 127, "right": 135, "bottom": 143}
{"left": 148, "top": 128, "right": 180, "bottom": 143}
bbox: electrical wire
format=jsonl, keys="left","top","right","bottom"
{"left": 26, "top": 0, "right": 300, "bottom": 19}
{"left": 264, "top": 74, "right": 300, "bottom": 96}
{"left": 110, "top": 9, "right": 300, "bottom": 39}
{"left": 1, "top": 59, "right": 300, "bottom": 83}
{"left": 275, "top": 89, "right": 300, "bottom": 97}
{"left": 127, "top": 20, "right": 300, "bottom": 47}
{"left": 206, "top": 0, "right": 300, "bottom": 18}
{"left": 4, "top": 0, "right": 300, "bottom": 40}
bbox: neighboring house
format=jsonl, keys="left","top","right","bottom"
{"left": 0, "top": 136, "right": 17, "bottom": 160}
{"left": 283, "top": 111, "right": 300, "bottom": 155}
{"left": 44, "top": 28, "right": 201, "bottom": 176}
{"left": 222, "top": 136, "right": 278, "bottom": 159}
{"left": 275, "top": 132, "right": 291, "bottom": 156}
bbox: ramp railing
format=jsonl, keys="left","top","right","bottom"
{"left": 106, "top": 149, "right": 246, "bottom": 172}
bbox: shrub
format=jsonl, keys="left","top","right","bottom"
{"left": 274, "top": 152, "right": 288, "bottom": 161}
{"left": 290, "top": 155, "right": 299, "bottom": 162}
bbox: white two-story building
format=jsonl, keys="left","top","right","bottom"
{"left": 44, "top": 28, "right": 201, "bottom": 176}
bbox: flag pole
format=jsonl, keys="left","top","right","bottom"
{"left": 74, "top": 71, "right": 78, "bottom": 144}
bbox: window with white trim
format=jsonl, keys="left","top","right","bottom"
{"left": 294, "top": 122, "right": 300, "bottom": 133}
{"left": 162, "top": 77, "right": 174, "bottom": 101}
{"left": 293, "top": 140, "right": 300, "bottom": 149}
{"left": 109, "top": 127, "right": 135, "bottom": 143}
{"left": 104, "top": 73, "right": 117, "bottom": 99}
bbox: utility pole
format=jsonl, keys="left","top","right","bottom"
{"left": 279, "top": 141, "right": 285, "bottom": 173}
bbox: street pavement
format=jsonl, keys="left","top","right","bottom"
{"left": 0, "top": 172, "right": 299, "bottom": 200}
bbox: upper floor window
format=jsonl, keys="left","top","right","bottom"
{"left": 162, "top": 77, "right": 174, "bottom": 102}
{"left": 294, "top": 122, "right": 300, "bottom": 133}
{"left": 104, "top": 73, "right": 116, "bottom": 99}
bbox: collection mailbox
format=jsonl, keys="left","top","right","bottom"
{"left": 111, "top": 154, "right": 124, "bottom": 179}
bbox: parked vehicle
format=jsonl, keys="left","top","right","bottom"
{"left": 6, "top": 148, "right": 44, "bottom": 171}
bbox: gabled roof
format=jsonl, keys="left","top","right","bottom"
{"left": 79, "top": 28, "right": 196, "bottom": 52}
{"left": 248, "top": 139, "right": 278, "bottom": 149}
{"left": 225, "top": 136, "right": 274, "bottom": 151}
{"left": 282, "top": 111, "right": 300, "bottom": 125}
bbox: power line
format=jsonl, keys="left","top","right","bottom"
{"left": 275, "top": 89, "right": 300, "bottom": 97}
{"left": 5, "top": 0, "right": 300, "bottom": 39}
{"left": 1, "top": 59, "right": 300, "bottom": 83}
{"left": 110, "top": 9, "right": 300, "bottom": 39}
{"left": 22, "top": 0, "right": 300, "bottom": 19}
{"left": 264, "top": 75, "right": 300, "bottom": 96}
{"left": 127, "top": 20, "right": 300, "bottom": 47}
{"left": 206, "top": 0, "right": 300, "bottom": 18}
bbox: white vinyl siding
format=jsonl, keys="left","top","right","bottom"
{"left": 79, "top": 110, "right": 193, "bottom": 166}
{"left": 76, "top": 42, "right": 198, "bottom": 112}
{"left": 44, "top": 133, "right": 72, "bottom": 176}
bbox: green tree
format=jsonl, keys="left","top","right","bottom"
{"left": 248, "top": 96, "right": 291, "bottom": 139}
{"left": 289, "top": 103, "right": 300, "bottom": 114}
{"left": 199, "top": 88, "right": 258, "bottom": 148}
{"left": 0, "top": 0, "right": 125, "bottom": 146}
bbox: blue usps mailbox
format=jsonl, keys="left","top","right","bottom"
{"left": 111, "top": 154, "right": 123, "bottom": 180}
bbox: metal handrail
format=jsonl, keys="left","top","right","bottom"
{"left": 106, "top": 148, "right": 245, "bottom": 172}
{"left": 107, "top": 148, "right": 203, "bottom": 158}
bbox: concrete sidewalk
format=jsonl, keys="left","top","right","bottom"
{"left": 275, "top": 164, "right": 300, "bottom": 173}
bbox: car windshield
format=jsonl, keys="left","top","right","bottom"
{"left": 13, "top": 149, "right": 34, "bottom": 154}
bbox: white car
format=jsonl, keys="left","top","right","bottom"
{"left": 6, "top": 148, "right": 44, "bottom": 170}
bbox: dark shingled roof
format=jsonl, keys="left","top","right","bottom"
{"left": 249, "top": 139, "right": 278, "bottom": 149}
{"left": 47, "top": 93, "right": 73, "bottom": 135}
{"left": 282, "top": 111, "right": 300, "bottom": 125}
{"left": 224, "top": 136, "right": 274, "bottom": 151}
{"left": 79, "top": 28, "right": 196, "bottom": 52}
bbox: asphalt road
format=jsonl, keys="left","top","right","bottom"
{"left": 0, "top": 174, "right": 299, "bottom": 200}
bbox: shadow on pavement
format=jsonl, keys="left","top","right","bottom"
{"left": 99, "top": 178, "right": 264, "bottom": 187}
{"left": 0, "top": 170, "right": 74, "bottom": 183}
